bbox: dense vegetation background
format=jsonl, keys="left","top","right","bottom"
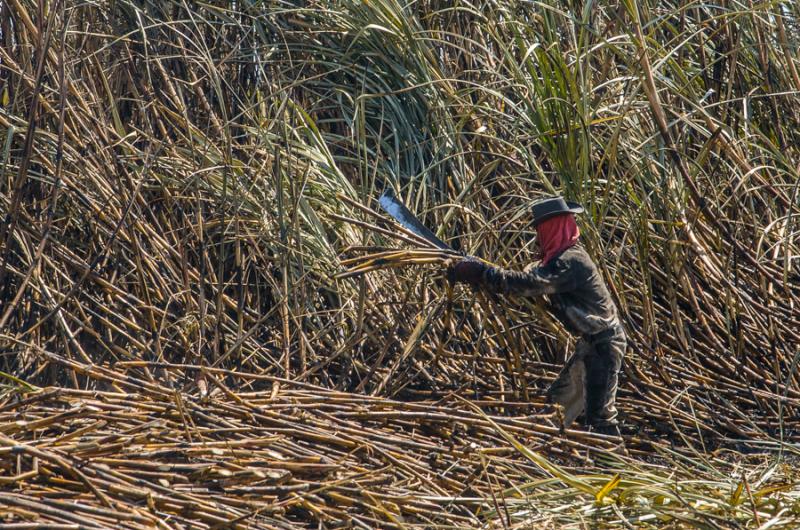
{"left": 1, "top": 0, "right": 799, "bottom": 527}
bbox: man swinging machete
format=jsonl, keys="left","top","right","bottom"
{"left": 446, "top": 196, "right": 626, "bottom": 437}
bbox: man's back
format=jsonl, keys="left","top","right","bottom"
{"left": 483, "top": 243, "right": 621, "bottom": 337}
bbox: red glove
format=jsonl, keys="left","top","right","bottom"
{"left": 446, "top": 258, "right": 487, "bottom": 286}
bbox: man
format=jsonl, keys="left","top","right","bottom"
{"left": 447, "top": 196, "right": 625, "bottom": 436}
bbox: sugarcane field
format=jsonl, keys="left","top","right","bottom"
{"left": 2, "top": 0, "right": 800, "bottom": 528}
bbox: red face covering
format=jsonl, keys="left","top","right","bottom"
{"left": 536, "top": 213, "right": 580, "bottom": 266}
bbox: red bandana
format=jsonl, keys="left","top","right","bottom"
{"left": 536, "top": 213, "right": 580, "bottom": 266}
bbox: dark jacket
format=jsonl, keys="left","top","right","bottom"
{"left": 481, "top": 243, "right": 621, "bottom": 338}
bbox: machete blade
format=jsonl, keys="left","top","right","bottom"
{"left": 378, "top": 188, "right": 452, "bottom": 251}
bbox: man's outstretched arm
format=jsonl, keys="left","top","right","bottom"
{"left": 482, "top": 262, "right": 577, "bottom": 297}
{"left": 448, "top": 257, "right": 578, "bottom": 297}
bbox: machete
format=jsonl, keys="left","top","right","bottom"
{"left": 378, "top": 188, "right": 452, "bottom": 251}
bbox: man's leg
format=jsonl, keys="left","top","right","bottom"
{"left": 583, "top": 333, "right": 626, "bottom": 432}
{"left": 545, "top": 340, "right": 591, "bottom": 428}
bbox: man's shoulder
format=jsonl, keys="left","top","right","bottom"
{"left": 551, "top": 244, "right": 595, "bottom": 272}
{"left": 556, "top": 243, "right": 590, "bottom": 261}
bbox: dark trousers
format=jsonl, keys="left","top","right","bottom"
{"left": 546, "top": 328, "right": 625, "bottom": 428}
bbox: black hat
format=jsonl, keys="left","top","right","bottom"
{"left": 531, "top": 196, "right": 584, "bottom": 226}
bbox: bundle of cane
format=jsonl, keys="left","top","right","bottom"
{"left": 331, "top": 193, "right": 462, "bottom": 280}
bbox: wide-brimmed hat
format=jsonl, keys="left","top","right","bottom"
{"left": 531, "top": 196, "right": 584, "bottom": 226}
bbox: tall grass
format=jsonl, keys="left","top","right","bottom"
{"left": 0, "top": 0, "right": 798, "bottom": 468}
{"left": 2, "top": 0, "right": 800, "bottom": 527}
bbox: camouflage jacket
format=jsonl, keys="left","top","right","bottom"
{"left": 482, "top": 243, "right": 621, "bottom": 338}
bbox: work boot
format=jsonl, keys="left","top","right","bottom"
{"left": 587, "top": 423, "right": 628, "bottom": 466}
{"left": 591, "top": 423, "right": 622, "bottom": 437}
